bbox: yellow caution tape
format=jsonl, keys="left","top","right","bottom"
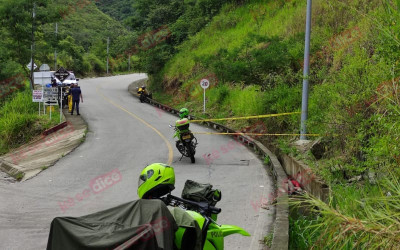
{"left": 192, "top": 132, "right": 321, "bottom": 137}
{"left": 190, "top": 112, "right": 300, "bottom": 123}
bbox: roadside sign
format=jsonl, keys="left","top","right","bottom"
{"left": 34, "top": 71, "right": 52, "bottom": 85}
{"left": 200, "top": 79, "right": 210, "bottom": 113}
{"left": 32, "top": 90, "right": 43, "bottom": 102}
{"left": 200, "top": 79, "right": 210, "bottom": 89}
{"left": 39, "top": 64, "right": 50, "bottom": 71}
{"left": 44, "top": 100, "right": 58, "bottom": 106}
{"left": 54, "top": 67, "right": 70, "bottom": 82}
{"left": 27, "top": 60, "right": 38, "bottom": 70}
{"left": 43, "top": 87, "right": 59, "bottom": 106}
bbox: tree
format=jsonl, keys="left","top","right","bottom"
{"left": 0, "top": 0, "right": 59, "bottom": 88}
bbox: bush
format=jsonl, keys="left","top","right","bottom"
{"left": 0, "top": 85, "right": 60, "bottom": 154}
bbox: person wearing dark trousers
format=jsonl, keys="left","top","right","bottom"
{"left": 70, "top": 84, "right": 83, "bottom": 115}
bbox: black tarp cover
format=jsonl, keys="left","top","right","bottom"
{"left": 47, "top": 199, "right": 177, "bottom": 250}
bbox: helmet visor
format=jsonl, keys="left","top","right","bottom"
{"left": 138, "top": 174, "right": 147, "bottom": 187}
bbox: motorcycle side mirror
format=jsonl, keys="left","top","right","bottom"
{"left": 212, "top": 189, "right": 222, "bottom": 202}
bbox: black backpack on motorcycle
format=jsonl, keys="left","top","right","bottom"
{"left": 181, "top": 180, "right": 222, "bottom": 207}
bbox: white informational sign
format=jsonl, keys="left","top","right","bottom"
{"left": 200, "top": 79, "right": 210, "bottom": 113}
{"left": 200, "top": 79, "right": 210, "bottom": 89}
{"left": 32, "top": 90, "right": 43, "bottom": 102}
{"left": 39, "top": 64, "right": 50, "bottom": 71}
{"left": 27, "top": 60, "right": 38, "bottom": 70}
{"left": 43, "top": 87, "right": 59, "bottom": 106}
{"left": 34, "top": 71, "right": 52, "bottom": 85}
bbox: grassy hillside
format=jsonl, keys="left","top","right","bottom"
{"left": 148, "top": 0, "right": 400, "bottom": 247}
{"left": 95, "top": 0, "right": 135, "bottom": 22}
{"left": 0, "top": 82, "right": 61, "bottom": 155}
{"left": 154, "top": 0, "right": 398, "bottom": 183}
{"left": 0, "top": 0, "right": 134, "bottom": 156}
{"left": 37, "top": 0, "right": 136, "bottom": 75}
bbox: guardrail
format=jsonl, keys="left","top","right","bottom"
{"left": 128, "top": 79, "right": 289, "bottom": 249}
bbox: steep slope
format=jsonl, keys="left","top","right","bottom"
{"left": 52, "top": 0, "right": 130, "bottom": 50}
{"left": 151, "top": 1, "right": 400, "bottom": 246}
{"left": 95, "top": 0, "right": 135, "bottom": 22}
{"left": 153, "top": 0, "right": 398, "bottom": 184}
{"left": 38, "top": 0, "right": 135, "bottom": 74}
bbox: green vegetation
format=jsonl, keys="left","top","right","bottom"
{"left": 133, "top": 0, "right": 400, "bottom": 247}
{"left": 145, "top": 0, "right": 399, "bottom": 183}
{"left": 14, "top": 172, "right": 25, "bottom": 181}
{"left": 263, "top": 232, "right": 273, "bottom": 247}
{"left": 1, "top": 0, "right": 400, "bottom": 247}
{"left": 290, "top": 175, "right": 400, "bottom": 248}
{"left": 0, "top": 83, "right": 61, "bottom": 154}
{"left": 95, "top": 0, "right": 135, "bottom": 22}
{"left": 0, "top": 0, "right": 135, "bottom": 155}
{"left": 43, "top": 0, "right": 134, "bottom": 75}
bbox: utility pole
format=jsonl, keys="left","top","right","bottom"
{"left": 300, "top": 0, "right": 312, "bottom": 140}
{"left": 30, "top": 3, "right": 36, "bottom": 91}
{"left": 54, "top": 23, "right": 58, "bottom": 71}
{"left": 106, "top": 37, "right": 109, "bottom": 74}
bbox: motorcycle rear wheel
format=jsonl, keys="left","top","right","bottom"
{"left": 187, "top": 144, "right": 195, "bottom": 163}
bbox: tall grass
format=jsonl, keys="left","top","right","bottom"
{"left": 290, "top": 176, "right": 400, "bottom": 249}
{"left": 0, "top": 84, "right": 61, "bottom": 154}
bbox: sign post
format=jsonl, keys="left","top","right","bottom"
{"left": 43, "top": 87, "right": 59, "bottom": 120}
{"left": 60, "top": 87, "right": 62, "bottom": 123}
{"left": 200, "top": 79, "right": 210, "bottom": 113}
{"left": 32, "top": 89, "right": 44, "bottom": 115}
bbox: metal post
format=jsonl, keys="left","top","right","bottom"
{"left": 300, "top": 0, "right": 312, "bottom": 140}
{"left": 43, "top": 86, "right": 46, "bottom": 115}
{"left": 203, "top": 89, "right": 206, "bottom": 113}
{"left": 60, "top": 87, "right": 62, "bottom": 123}
{"left": 30, "top": 3, "right": 36, "bottom": 91}
{"left": 107, "top": 37, "right": 109, "bottom": 74}
{"left": 54, "top": 23, "right": 58, "bottom": 70}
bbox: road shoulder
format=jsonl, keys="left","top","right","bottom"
{"left": 0, "top": 110, "right": 87, "bottom": 182}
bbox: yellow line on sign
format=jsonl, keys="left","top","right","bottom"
{"left": 192, "top": 132, "right": 322, "bottom": 137}
{"left": 96, "top": 86, "right": 174, "bottom": 165}
{"left": 190, "top": 112, "right": 301, "bottom": 122}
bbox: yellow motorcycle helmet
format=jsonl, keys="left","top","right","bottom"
{"left": 138, "top": 163, "right": 175, "bottom": 199}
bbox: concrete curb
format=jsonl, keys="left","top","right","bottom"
{"left": 0, "top": 109, "right": 87, "bottom": 182}
{"left": 0, "top": 119, "right": 68, "bottom": 180}
{"left": 128, "top": 79, "right": 289, "bottom": 249}
{"left": 43, "top": 121, "right": 68, "bottom": 136}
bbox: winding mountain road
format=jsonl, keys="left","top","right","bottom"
{"left": 0, "top": 74, "right": 274, "bottom": 249}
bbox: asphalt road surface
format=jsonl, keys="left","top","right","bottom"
{"left": 0, "top": 74, "right": 275, "bottom": 250}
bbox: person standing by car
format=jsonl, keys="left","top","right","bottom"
{"left": 70, "top": 84, "right": 83, "bottom": 115}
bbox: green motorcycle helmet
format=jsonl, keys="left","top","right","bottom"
{"left": 138, "top": 163, "right": 175, "bottom": 199}
{"left": 179, "top": 108, "right": 189, "bottom": 119}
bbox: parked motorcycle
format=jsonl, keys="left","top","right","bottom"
{"left": 47, "top": 164, "right": 250, "bottom": 250}
{"left": 138, "top": 163, "right": 251, "bottom": 250}
{"left": 137, "top": 86, "right": 152, "bottom": 103}
{"left": 161, "top": 193, "right": 250, "bottom": 250}
{"left": 170, "top": 121, "right": 197, "bottom": 163}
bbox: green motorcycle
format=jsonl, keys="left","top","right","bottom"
{"left": 170, "top": 118, "right": 197, "bottom": 163}
{"left": 138, "top": 163, "right": 250, "bottom": 250}
{"left": 160, "top": 193, "right": 250, "bottom": 250}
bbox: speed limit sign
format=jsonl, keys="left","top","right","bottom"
{"left": 200, "top": 79, "right": 210, "bottom": 89}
